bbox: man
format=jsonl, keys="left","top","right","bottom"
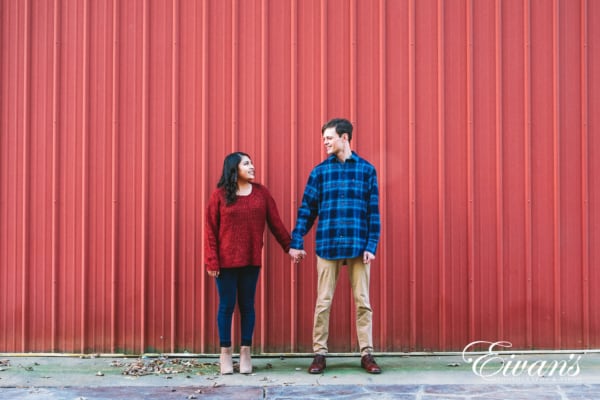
{"left": 289, "top": 118, "right": 382, "bottom": 374}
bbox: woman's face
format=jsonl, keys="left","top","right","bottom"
{"left": 237, "top": 155, "right": 255, "bottom": 182}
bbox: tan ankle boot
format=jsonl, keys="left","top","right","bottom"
{"left": 220, "top": 347, "right": 233, "bottom": 375}
{"left": 239, "top": 346, "right": 252, "bottom": 374}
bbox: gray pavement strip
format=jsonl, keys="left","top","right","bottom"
{"left": 2, "top": 385, "right": 600, "bottom": 400}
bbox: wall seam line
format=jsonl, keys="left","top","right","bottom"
{"left": 437, "top": 0, "right": 446, "bottom": 351}
{"left": 467, "top": 0, "right": 476, "bottom": 346}
{"left": 81, "top": 0, "right": 90, "bottom": 354}
{"left": 231, "top": 0, "right": 238, "bottom": 151}
{"left": 408, "top": 0, "right": 417, "bottom": 351}
{"left": 51, "top": 0, "right": 61, "bottom": 353}
{"left": 552, "top": 0, "right": 561, "bottom": 349}
{"left": 290, "top": 0, "right": 298, "bottom": 353}
{"left": 524, "top": 0, "right": 533, "bottom": 349}
{"left": 21, "top": 0, "right": 31, "bottom": 353}
{"left": 170, "top": 0, "right": 180, "bottom": 353}
{"left": 349, "top": 0, "right": 358, "bottom": 350}
{"left": 259, "top": 0, "right": 268, "bottom": 353}
{"left": 110, "top": 0, "right": 119, "bottom": 355}
{"left": 350, "top": 0, "right": 357, "bottom": 135}
{"left": 320, "top": 0, "right": 326, "bottom": 122}
{"left": 379, "top": 0, "right": 388, "bottom": 352}
{"left": 580, "top": 0, "right": 590, "bottom": 349}
{"left": 199, "top": 0, "right": 209, "bottom": 354}
{"left": 219, "top": 0, "right": 243, "bottom": 345}
{"left": 140, "top": 0, "right": 150, "bottom": 354}
{"left": 495, "top": 0, "right": 504, "bottom": 341}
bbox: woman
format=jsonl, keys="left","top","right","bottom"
{"left": 204, "top": 152, "right": 299, "bottom": 374}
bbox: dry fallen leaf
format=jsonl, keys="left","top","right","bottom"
{"left": 120, "top": 358, "right": 218, "bottom": 377}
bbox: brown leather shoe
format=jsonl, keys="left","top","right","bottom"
{"left": 308, "top": 354, "right": 326, "bottom": 374}
{"left": 361, "top": 354, "right": 382, "bottom": 374}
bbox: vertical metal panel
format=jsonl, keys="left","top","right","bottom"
{"left": 199, "top": 0, "right": 209, "bottom": 353}
{"left": 295, "top": 0, "right": 322, "bottom": 353}
{"left": 501, "top": 0, "right": 521, "bottom": 347}
{"left": 414, "top": 0, "right": 441, "bottom": 351}
{"left": 494, "top": 0, "right": 505, "bottom": 344}
{"left": 170, "top": 0, "right": 179, "bottom": 353}
{"left": 436, "top": 0, "right": 447, "bottom": 352}
{"left": 173, "top": 0, "right": 201, "bottom": 354}
{"left": 110, "top": 0, "right": 118, "bottom": 354}
{"left": 51, "top": 0, "right": 60, "bottom": 352}
{"left": 21, "top": 0, "right": 31, "bottom": 353}
{"left": 408, "top": 0, "right": 417, "bottom": 352}
{"left": 474, "top": 0, "right": 499, "bottom": 347}
{"left": 466, "top": 0, "right": 476, "bottom": 347}
{"left": 589, "top": 0, "right": 600, "bottom": 348}
{"left": 559, "top": 0, "right": 585, "bottom": 349}
{"left": 378, "top": 0, "right": 388, "bottom": 352}
{"left": 523, "top": 0, "right": 533, "bottom": 349}
{"left": 1, "top": 0, "right": 599, "bottom": 354}
{"left": 289, "top": 0, "right": 298, "bottom": 353}
{"left": 552, "top": 0, "right": 561, "bottom": 350}
{"left": 580, "top": 0, "right": 589, "bottom": 349}
{"left": 258, "top": 0, "right": 268, "bottom": 353}
{"left": 530, "top": 0, "right": 554, "bottom": 349}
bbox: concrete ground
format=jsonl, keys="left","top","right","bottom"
{"left": 1, "top": 352, "right": 600, "bottom": 399}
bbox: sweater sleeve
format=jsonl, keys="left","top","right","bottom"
{"left": 204, "top": 190, "right": 222, "bottom": 272}
{"left": 262, "top": 186, "right": 292, "bottom": 253}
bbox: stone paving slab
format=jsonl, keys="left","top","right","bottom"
{"left": 2, "top": 385, "right": 600, "bottom": 400}
{"left": 265, "top": 384, "right": 421, "bottom": 399}
{"left": 0, "top": 386, "right": 264, "bottom": 400}
{"left": 4, "top": 386, "right": 318, "bottom": 400}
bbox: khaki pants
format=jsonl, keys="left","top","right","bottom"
{"left": 313, "top": 256, "right": 373, "bottom": 356}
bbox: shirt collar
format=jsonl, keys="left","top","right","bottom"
{"left": 328, "top": 151, "right": 359, "bottom": 163}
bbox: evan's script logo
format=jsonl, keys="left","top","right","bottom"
{"left": 462, "top": 341, "right": 582, "bottom": 381}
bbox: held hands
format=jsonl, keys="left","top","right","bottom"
{"left": 206, "top": 248, "right": 307, "bottom": 277}
{"left": 289, "top": 248, "right": 307, "bottom": 264}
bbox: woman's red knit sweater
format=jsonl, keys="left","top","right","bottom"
{"left": 204, "top": 183, "right": 292, "bottom": 272}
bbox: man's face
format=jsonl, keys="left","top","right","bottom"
{"left": 322, "top": 127, "right": 346, "bottom": 156}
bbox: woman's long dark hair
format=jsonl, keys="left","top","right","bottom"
{"left": 217, "top": 152, "right": 250, "bottom": 205}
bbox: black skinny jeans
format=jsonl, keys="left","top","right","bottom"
{"left": 215, "top": 266, "right": 260, "bottom": 348}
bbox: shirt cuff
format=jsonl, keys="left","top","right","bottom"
{"left": 365, "top": 244, "right": 378, "bottom": 255}
{"left": 290, "top": 238, "right": 304, "bottom": 250}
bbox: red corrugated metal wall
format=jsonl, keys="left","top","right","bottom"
{"left": 1, "top": 0, "right": 599, "bottom": 354}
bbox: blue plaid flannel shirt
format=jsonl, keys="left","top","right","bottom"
{"left": 291, "top": 151, "right": 381, "bottom": 260}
